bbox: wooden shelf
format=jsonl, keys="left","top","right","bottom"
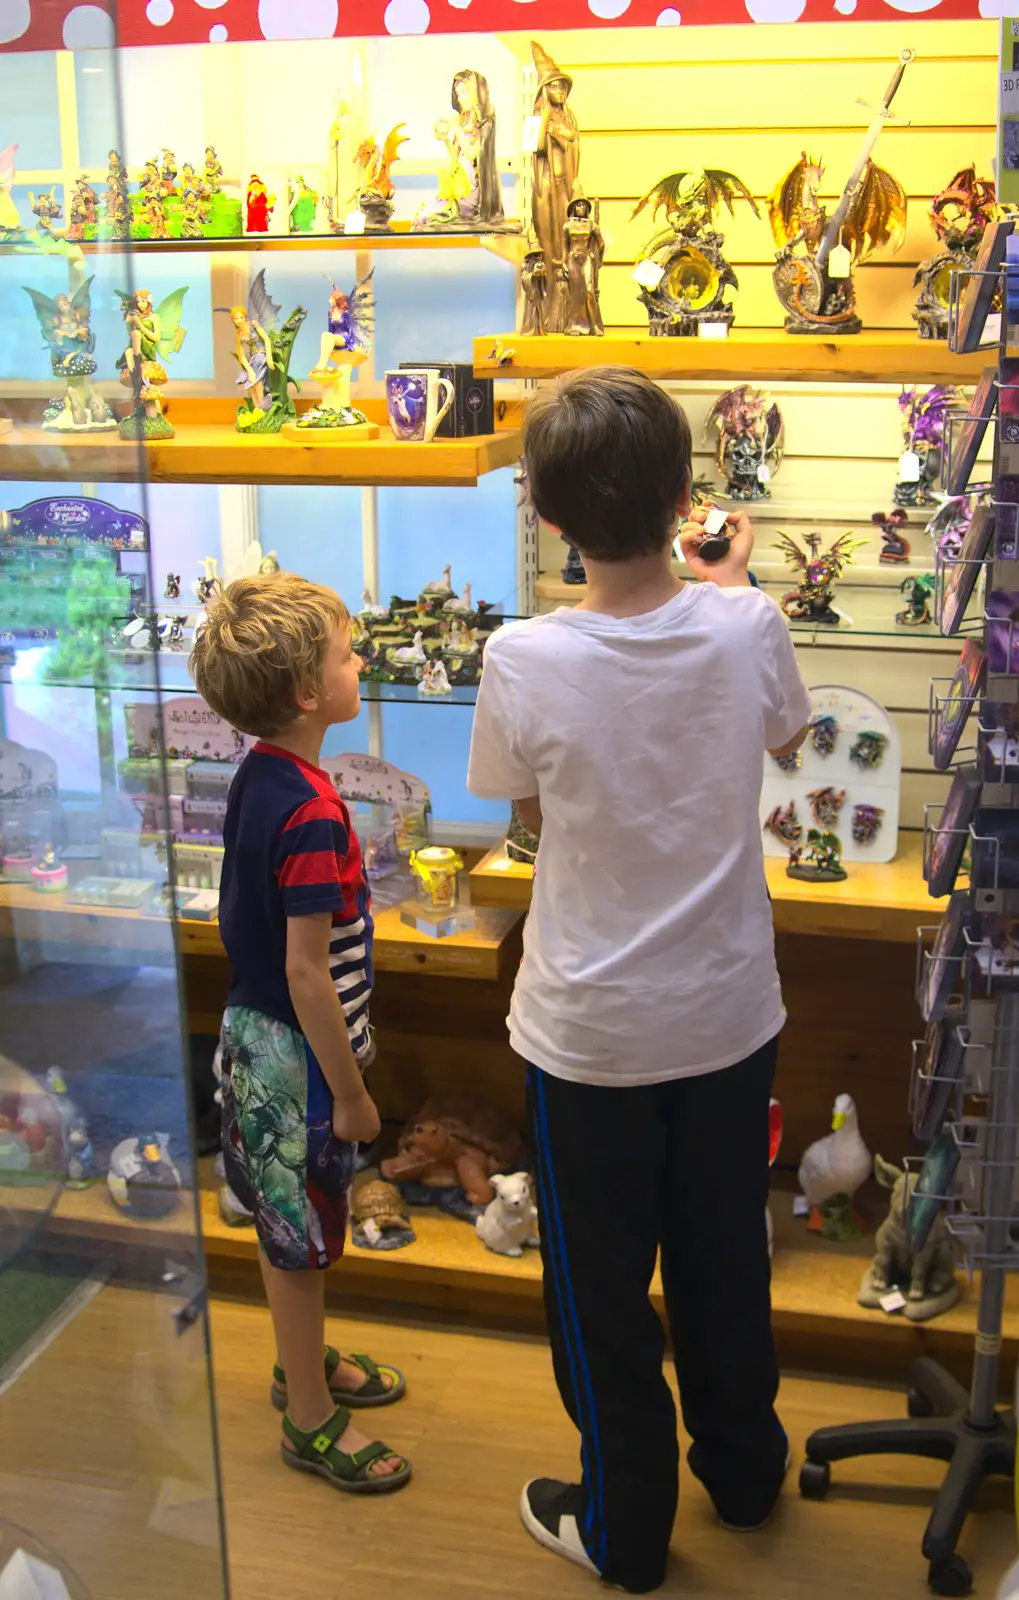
{"left": 4, "top": 225, "right": 525, "bottom": 266}
{"left": 0, "top": 415, "right": 522, "bottom": 489}
{"left": 0, "top": 882, "right": 522, "bottom": 981}
{"left": 470, "top": 834, "right": 946, "bottom": 944}
{"left": 473, "top": 330, "right": 991, "bottom": 386}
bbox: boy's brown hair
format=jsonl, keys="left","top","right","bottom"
{"left": 190, "top": 572, "right": 349, "bottom": 739}
{"left": 523, "top": 366, "right": 692, "bottom": 562}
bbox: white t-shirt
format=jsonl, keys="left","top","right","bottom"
{"left": 467, "top": 582, "right": 812, "bottom": 1087}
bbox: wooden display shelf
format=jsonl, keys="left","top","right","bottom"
{"left": 0, "top": 882, "right": 522, "bottom": 981}
{"left": 0, "top": 408, "right": 522, "bottom": 488}
{"left": 472, "top": 330, "right": 991, "bottom": 386}
{"left": 470, "top": 833, "right": 946, "bottom": 944}
{"left": 3, "top": 225, "right": 525, "bottom": 266}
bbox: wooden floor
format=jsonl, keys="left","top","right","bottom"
{"left": 2, "top": 1283, "right": 1017, "bottom": 1599}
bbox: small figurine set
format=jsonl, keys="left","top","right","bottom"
{"left": 914, "top": 165, "right": 999, "bottom": 341}
{"left": 354, "top": 566, "right": 501, "bottom": 692}
{"left": 894, "top": 385, "right": 959, "bottom": 507}
{"left": 761, "top": 686, "right": 900, "bottom": 878}
{"left": 281, "top": 270, "right": 376, "bottom": 441}
{"left": 633, "top": 168, "right": 759, "bottom": 337}
{"left": 92, "top": 146, "right": 239, "bottom": 242}
{"left": 704, "top": 386, "right": 784, "bottom": 501}
{"left": 216, "top": 269, "right": 307, "bottom": 434}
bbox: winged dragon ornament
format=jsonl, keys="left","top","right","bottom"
{"left": 632, "top": 168, "right": 759, "bottom": 337}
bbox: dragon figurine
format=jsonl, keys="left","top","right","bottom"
{"left": 349, "top": 125, "right": 408, "bottom": 230}
{"left": 769, "top": 151, "right": 906, "bottom": 334}
{"left": 704, "top": 386, "right": 784, "bottom": 501}
{"left": 632, "top": 168, "right": 759, "bottom": 337}
{"left": 776, "top": 530, "right": 868, "bottom": 626}
{"left": 23, "top": 277, "right": 117, "bottom": 433}
{"left": 894, "top": 385, "right": 961, "bottom": 508}
{"left": 914, "top": 165, "right": 1000, "bottom": 340}
{"left": 215, "top": 268, "right": 307, "bottom": 434}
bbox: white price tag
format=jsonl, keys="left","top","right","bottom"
{"left": 362, "top": 1218, "right": 382, "bottom": 1245}
{"left": 522, "top": 114, "right": 543, "bottom": 154}
{"left": 879, "top": 1289, "right": 907, "bottom": 1314}
{"left": 827, "top": 243, "right": 852, "bottom": 279}
{"left": 697, "top": 321, "right": 729, "bottom": 341}
{"left": 631, "top": 258, "right": 665, "bottom": 290}
{"left": 757, "top": 463, "right": 771, "bottom": 484}
{"left": 898, "top": 450, "right": 922, "bottom": 482}
{"left": 792, "top": 1195, "right": 810, "bottom": 1217}
{"left": 344, "top": 208, "right": 366, "bottom": 235}
{"left": 982, "top": 312, "right": 1002, "bottom": 346}
{"left": 703, "top": 506, "right": 728, "bottom": 536}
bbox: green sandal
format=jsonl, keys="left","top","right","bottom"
{"left": 281, "top": 1404, "right": 411, "bottom": 1495}
{"left": 270, "top": 1345, "right": 405, "bottom": 1412}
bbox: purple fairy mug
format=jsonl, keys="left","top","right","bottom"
{"left": 385, "top": 369, "right": 454, "bottom": 443}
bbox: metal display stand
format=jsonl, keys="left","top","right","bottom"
{"left": 797, "top": 241, "right": 1019, "bottom": 1597}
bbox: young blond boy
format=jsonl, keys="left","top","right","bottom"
{"left": 191, "top": 573, "right": 410, "bottom": 1493}
{"left": 467, "top": 369, "right": 812, "bottom": 1592}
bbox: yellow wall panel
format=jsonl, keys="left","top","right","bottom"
{"left": 569, "top": 60, "right": 993, "bottom": 134}
{"left": 499, "top": 21, "right": 995, "bottom": 69}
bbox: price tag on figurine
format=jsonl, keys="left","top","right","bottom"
{"left": 632, "top": 258, "right": 665, "bottom": 290}
{"left": 344, "top": 208, "right": 366, "bottom": 235}
{"left": 792, "top": 1195, "right": 810, "bottom": 1217}
{"left": 898, "top": 449, "right": 922, "bottom": 482}
{"left": 757, "top": 463, "right": 771, "bottom": 484}
{"left": 522, "top": 115, "right": 543, "bottom": 153}
{"left": 827, "top": 243, "right": 851, "bottom": 279}
{"left": 878, "top": 1289, "right": 907, "bottom": 1315}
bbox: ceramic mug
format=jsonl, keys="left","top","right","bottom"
{"left": 385, "top": 369, "right": 455, "bottom": 443}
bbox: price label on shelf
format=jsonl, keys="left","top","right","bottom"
{"left": 879, "top": 1290, "right": 907, "bottom": 1315}
{"left": 632, "top": 258, "right": 664, "bottom": 290}
{"left": 898, "top": 450, "right": 922, "bottom": 483}
{"left": 522, "top": 115, "right": 543, "bottom": 153}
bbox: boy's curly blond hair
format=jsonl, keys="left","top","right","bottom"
{"left": 190, "top": 572, "right": 350, "bottom": 739}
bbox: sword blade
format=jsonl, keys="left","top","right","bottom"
{"left": 816, "top": 48, "right": 914, "bottom": 270}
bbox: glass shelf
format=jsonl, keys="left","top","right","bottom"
{"left": 759, "top": 581, "right": 953, "bottom": 643}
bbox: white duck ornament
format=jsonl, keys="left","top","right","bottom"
{"left": 798, "top": 1092, "right": 872, "bottom": 1241}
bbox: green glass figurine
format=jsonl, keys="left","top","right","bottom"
{"left": 115, "top": 287, "right": 188, "bottom": 440}
{"left": 216, "top": 269, "right": 307, "bottom": 434}
{"left": 288, "top": 174, "right": 318, "bottom": 234}
{"left": 23, "top": 277, "right": 117, "bottom": 433}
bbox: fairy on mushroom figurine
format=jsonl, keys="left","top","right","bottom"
{"left": 443, "top": 583, "right": 473, "bottom": 614}
{"left": 798, "top": 1092, "right": 872, "bottom": 1241}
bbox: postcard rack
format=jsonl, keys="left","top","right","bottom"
{"left": 798, "top": 236, "right": 1019, "bottom": 1600}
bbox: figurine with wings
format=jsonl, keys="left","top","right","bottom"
{"left": 704, "top": 385, "right": 784, "bottom": 501}
{"left": 284, "top": 269, "right": 376, "bottom": 439}
{"left": 114, "top": 286, "right": 188, "bottom": 440}
{"left": 215, "top": 268, "right": 308, "bottom": 434}
{"left": 776, "top": 530, "right": 869, "bottom": 626}
{"left": 914, "top": 165, "right": 1000, "bottom": 340}
{"left": 632, "top": 168, "right": 759, "bottom": 337}
{"left": 23, "top": 277, "right": 117, "bottom": 433}
{"left": 0, "top": 144, "right": 22, "bottom": 235}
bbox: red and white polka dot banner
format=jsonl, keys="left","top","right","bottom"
{"left": 0, "top": 0, "right": 1000, "bottom": 52}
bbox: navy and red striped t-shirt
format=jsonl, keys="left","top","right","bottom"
{"left": 219, "top": 742, "right": 373, "bottom": 1051}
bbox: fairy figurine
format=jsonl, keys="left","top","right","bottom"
{"left": 23, "top": 277, "right": 117, "bottom": 433}
{"left": 286, "top": 269, "right": 375, "bottom": 438}
{"left": 288, "top": 174, "right": 318, "bottom": 234}
{"left": 205, "top": 145, "right": 223, "bottom": 194}
{"left": 115, "top": 286, "right": 188, "bottom": 440}
{"left": 66, "top": 177, "right": 97, "bottom": 242}
{"left": 0, "top": 145, "right": 22, "bottom": 235}
{"left": 215, "top": 267, "right": 307, "bottom": 433}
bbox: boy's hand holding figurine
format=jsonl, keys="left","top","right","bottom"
{"left": 679, "top": 504, "right": 754, "bottom": 587}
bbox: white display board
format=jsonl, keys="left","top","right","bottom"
{"left": 759, "top": 684, "right": 901, "bottom": 866}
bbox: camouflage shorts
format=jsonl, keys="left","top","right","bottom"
{"left": 219, "top": 1005, "right": 356, "bottom": 1271}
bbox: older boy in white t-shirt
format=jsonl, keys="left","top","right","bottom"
{"left": 467, "top": 367, "right": 811, "bottom": 1595}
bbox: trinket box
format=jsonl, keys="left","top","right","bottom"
{"left": 397, "top": 362, "right": 494, "bottom": 437}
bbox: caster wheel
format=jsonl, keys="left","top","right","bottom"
{"left": 908, "top": 1388, "right": 935, "bottom": 1419}
{"left": 928, "top": 1555, "right": 972, "bottom": 1597}
{"left": 799, "top": 1459, "right": 831, "bottom": 1500}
